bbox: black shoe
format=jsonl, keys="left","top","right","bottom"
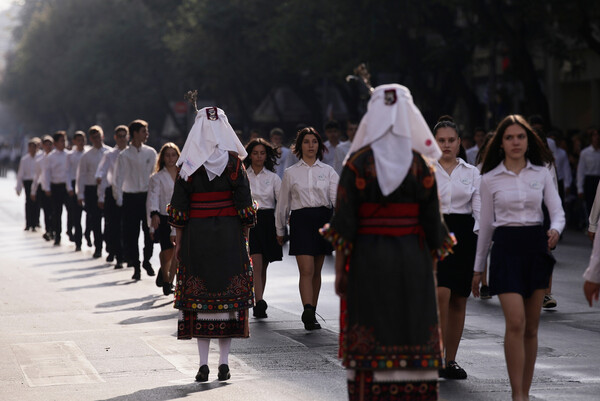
{"left": 31, "top": 227, "right": 37, "bottom": 232}
{"left": 24, "top": 227, "right": 30, "bottom": 231}
{"left": 132, "top": 268, "right": 141, "bottom": 281}
{"left": 301, "top": 304, "right": 321, "bottom": 330}
{"left": 217, "top": 364, "right": 230, "bottom": 381}
{"left": 67, "top": 231, "right": 74, "bottom": 242}
{"left": 444, "top": 361, "right": 467, "bottom": 380}
{"left": 127, "top": 262, "right": 134, "bottom": 267}
{"left": 93, "top": 249, "right": 102, "bottom": 258}
{"left": 114, "top": 263, "right": 123, "bottom": 270}
{"left": 253, "top": 299, "right": 268, "bottom": 318}
{"left": 85, "top": 232, "right": 92, "bottom": 247}
{"left": 43, "top": 232, "right": 52, "bottom": 241}
{"left": 53, "top": 237, "right": 61, "bottom": 246}
{"left": 480, "top": 285, "right": 492, "bottom": 300}
{"left": 75, "top": 245, "right": 82, "bottom": 252}
{"left": 155, "top": 267, "right": 164, "bottom": 287}
{"left": 195, "top": 365, "right": 209, "bottom": 382}
{"left": 163, "top": 283, "right": 174, "bottom": 296}
{"left": 143, "top": 261, "right": 155, "bottom": 276}
{"left": 106, "top": 254, "right": 114, "bottom": 263}
{"left": 438, "top": 367, "right": 446, "bottom": 379}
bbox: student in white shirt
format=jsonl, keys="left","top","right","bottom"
{"left": 433, "top": 116, "right": 481, "bottom": 380}
{"left": 465, "top": 127, "right": 486, "bottom": 165}
{"left": 66, "top": 131, "right": 86, "bottom": 250}
{"left": 16, "top": 138, "right": 41, "bottom": 231}
{"left": 321, "top": 120, "right": 341, "bottom": 167}
{"left": 96, "top": 125, "right": 129, "bottom": 269}
{"left": 332, "top": 120, "right": 358, "bottom": 175}
{"left": 147, "top": 142, "right": 180, "bottom": 295}
{"left": 244, "top": 138, "right": 283, "bottom": 319}
{"left": 77, "top": 125, "right": 110, "bottom": 258}
{"left": 113, "top": 119, "right": 157, "bottom": 280}
{"left": 471, "top": 115, "right": 565, "bottom": 401}
{"left": 31, "top": 136, "right": 54, "bottom": 240}
{"left": 275, "top": 127, "right": 339, "bottom": 330}
{"left": 42, "top": 131, "right": 73, "bottom": 246}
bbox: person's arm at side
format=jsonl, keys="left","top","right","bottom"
{"left": 588, "top": 182, "right": 600, "bottom": 240}
{"left": 112, "top": 154, "right": 124, "bottom": 207}
{"left": 543, "top": 168, "right": 565, "bottom": 249}
{"left": 328, "top": 166, "right": 339, "bottom": 207}
{"left": 471, "top": 169, "right": 482, "bottom": 233}
{"left": 15, "top": 157, "right": 24, "bottom": 195}
{"left": 472, "top": 176, "right": 494, "bottom": 297}
{"left": 147, "top": 173, "right": 161, "bottom": 235}
{"left": 577, "top": 151, "right": 585, "bottom": 198}
{"left": 275, "top": 170, "right": 291, "bottom": 245}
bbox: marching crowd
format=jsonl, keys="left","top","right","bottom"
{"left": 11, "top": 85, "right": 600, "bottom": 400}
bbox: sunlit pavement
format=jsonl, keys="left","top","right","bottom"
{"left": 0, "top": 172, "right": 598, "bottom": 401}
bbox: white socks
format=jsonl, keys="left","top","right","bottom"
{"left": 219, "top": 338, "right": 231, "bottom": 365}
{"left": 196, "top": 338, "right": 232, "bottom": 366}
{"left": 197, "top": 338, "right": 210, "bottom": 366}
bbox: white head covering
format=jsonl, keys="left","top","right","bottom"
{"left": 346, "top": 84, "right": 441, "bottom": 196}
{"left": 176, "top": 107, "right": 247, "bottom": 181}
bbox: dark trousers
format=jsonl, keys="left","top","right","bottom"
{"left": 84, "top": 185, "right": 103, "bottom": 252}
{"left": 23, "top": 180, "right": 39, "bottom": 229}
{"left": 104, "top": 187, "right": 124, "bottom": 263}
{"left": 38, "top": 186, "right": 52, "bottom": 234}
{"left": 122, "top": 192, "right": 153, "bottom": 267}
{"left": 66, "top": 180, "right": 83, "bottom": 247}
{"left": 50, "top": 183, "right": 68, "bottom": 241}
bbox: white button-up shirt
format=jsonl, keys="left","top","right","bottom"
{"left": 274, "top": 146, "right": 290, "bottom": 179}
{"left": 76, "top": 145, "right": 110, "bottom": 200}
{"left": 42, "top": 149, "right": 71, "bottom": 191}
{"left": 434, "top": 158, "right": 481, "bottom": 219}
{"left": 16, "top": 153, "right": 37, "bottom": 194}
{"left": 32, "top": 152, "right": 47, "bottom": 193}
{"left": 584, "top": 228, "right": 600, "bottom": 283}
{"left": 474, "top": 161, "right": 565, "bottom": 272}
{"left": 67, "top": 147, "right": 85, "bottom": 184}
{"left": 465, "top": 145, "right": 479, "bottom": 165}
{"left": 95, "top": 146, "right": 124, "bottom": 202}
{"left": 275, "top": 159, "right": 339, "bottom": 236}
{"left": 113, "top": 144, "right": 157, "bottom": 206}
{"left": 146, "top": 168, "right": 176, "bottom": 234}
{"left": 322, "top": 140, "right": 338, "bottom": 167}
{"left": 248, "top": 167, "right": 282, "bottom": 210}
{"left": 577, "top": 145, "right": 600, "bottom": 194}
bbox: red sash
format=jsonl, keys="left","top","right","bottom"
{"left": 189, "top": 191, "right": 237, "bottom": 218}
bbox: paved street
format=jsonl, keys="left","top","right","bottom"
{"left": 0, "top": 172, "right": 599, "bottom": 401}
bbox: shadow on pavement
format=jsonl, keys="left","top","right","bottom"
{"left": 96, "top": 382, "right": 230, "bottom": 401}
{"left": 60, "top": 280, "right": 138, "bottom": 291}
{"left": 57, "top": 264, "right": 112, "bottom": 273}
{"left": 118, "top": 313, "right": 177, "bottom": 325}
{"left": 34, "top": 258, "right": 101, "bottom": 266}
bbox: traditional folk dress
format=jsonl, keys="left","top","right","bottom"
{"left": 168, "top": 152, "right": 257, "bottom": 339}
{"left": 321, "top": 84, "right": 454, "bottom": 401}
{"left": 322, "top": 148, "right": 449, "bottom": 400}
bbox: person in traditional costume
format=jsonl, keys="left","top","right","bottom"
{"left": 148, "top": 142, "right": 180, "bottom": 296}
{"left": 168, "top": 106, "right": 256, "bottom": 382}
{"left": 471, "top": 115, "right": 564, "bottom": 401}
{"left": 432, "top": 115, "right": 480, "bottom": 380}
{"left": 275, "top": 127, "right": 339, "bottom": 330}
{"left": 244, "top": 138, "right": 282, "bottom": 318}
{"left": 321, "top": 84, "right": 454, "bottom": 400}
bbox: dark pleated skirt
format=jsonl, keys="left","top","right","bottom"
{"left": 248, "top": 209, "right": 283, "bottom": 262}
{"left": 289, "top": 206, "right": 333, "bottom": 256}
{"left": 489, "top": 225, "right": 555, "bottom": 298}
{"left": 437, "top": 214, "right": 477, "bottom": 297}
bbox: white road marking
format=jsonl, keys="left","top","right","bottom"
{"left": 11, "top": 341, "right": 103, "bottom": 387}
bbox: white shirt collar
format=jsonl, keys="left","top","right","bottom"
{"left": 492, "top": 160, "right": 541, "bottom": 176}
{"left": 298, "top": 158, "right": 325, "bottom": 168}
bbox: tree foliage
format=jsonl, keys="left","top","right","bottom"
{"left": 1, "top": 0, "right": 598, "bottom": 136}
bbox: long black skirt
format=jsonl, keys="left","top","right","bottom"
{"left": 437, "top": 214, "right": 477, "bottom": 297}
{"left": 249, "top": 209, "right": 283, "bottom": 262}
{"left": 489, "top": 225, "right": 555, "bottom": 298}
{"left": 289, "top": 207, "right": 333, "bottom": 256}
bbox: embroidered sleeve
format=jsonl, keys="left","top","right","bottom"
{"left": 231, "top": 155, "right": 257, "bottom": 227}
{"left": 320, "top": 223, "right": 353, "bottom": 255}
{"left": 238, "top": 200, "right": 258, "bottom": 227}
{"left": 167, "top": 176, "right": 191, "bottom": 228}
{"left": 167, "top": 203, "right": 189, "bottom": 228}
{"left": 432, "top": 231, "right": 457, "bottom": 261}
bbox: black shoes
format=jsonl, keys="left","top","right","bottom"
{"left": 253, "top": 300, "right": 268, "bottom": 318}
{"left": 93, "top": 249, "right": 102, "bottom": 258}
{"left": 53, "top": 236, "right": 61, "bottom": 246}
{"left": 143, "top": 261, "right": 155, "bottom": 276}
{"left": 132, "top": 268, "right": 141, "bottom": 281}
{"left": 195, "top": 365, "right": 209, "bottom": 382}
{"left": 155, "top": 268, "right": 164, "bottom": 287}
{"left": 114, "top": 263, "right": 123, "bottom": 269}
{"left": 75, "top": 245, "right": 82, "bottom": 252}
{"left": 43, "top": 232, "right": 53, "bottom": 241}
{"left": 217, "top": 364, "right": 231, "bottom": 381}
{"left": 441, "top": 360, "right": 467, "bottom": 380}
{"left": 162, "top": 283, "right": 174, "bottom": 295}
{"left": 106, "top": 254, "right": 114, "bottom": 263}
{"left": 301, "top": 304, "right": 321, "bottom": 330}
{"left": 85, "top": 232, "right": 92, "bottom": 247}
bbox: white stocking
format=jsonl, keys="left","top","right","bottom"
{"left": 197, "top": 338, "right": 210, "bottom": 366}
{"left": 218, "top": 338, "right": 232, "bottom": 365}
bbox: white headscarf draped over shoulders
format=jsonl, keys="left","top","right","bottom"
{"left": 346, "top": 84, "right": 441, "bottom": 196}
{"left": 176, "top": 107, "right": 247, "bottom": 181}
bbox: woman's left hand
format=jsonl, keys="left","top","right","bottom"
{"left": 547, "top": 229, "right": 559, "bottom": 250}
